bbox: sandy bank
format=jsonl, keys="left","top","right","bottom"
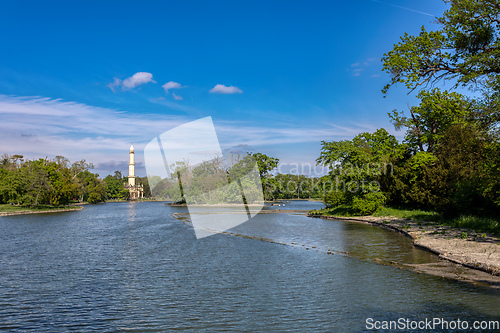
{"left": 0, "top": 206, "right": 83, "bottom": 216}
{"left": 309, "top": 214, "right": 500, "bottom": 287}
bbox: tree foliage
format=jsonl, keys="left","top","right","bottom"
{"left": 388, "top": 88, "right": 472, "bottom": 152}
{"left": 104, "top": 172, "right": 130, "bottom": 200}
{"left": 382, "top": 0, "right": 500, "bottom": 95}
{"left": 369, "top": 0, "right": 500, "bottom": 221}
{"left": 0, "top": 155, "right": 107, "bottom": 207}
{"left": 317, "top": 128, "right": 403, "bottom": 211}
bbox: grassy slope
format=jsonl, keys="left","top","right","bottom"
{"left": 311, "top": 205, "right": 500, "bottom": 236}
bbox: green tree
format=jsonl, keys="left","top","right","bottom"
{"left": 382, "top": 0, "right": 500, "bottom": 96}
{"left": 318, "top": 128, "right": 403, "bottom": 167}
{"left": 104, "top": 171, "right": 130, "bottom": 200}
{"left": 19, "top": 160, "right": 52, "bottom": 207}
{"left": 0, "top": 155, "right": 110, "bottom": 206}
{"left": 232, "top": 153, "right": 278, "bottom": 201}
{"left": 77, "top": 170, "right": 106, "bottom": 204}
{"left": 317, "top": 128, "right": 403, "bottom": 213}
{"left": 434, "top": 123, "right": 499, "bottom": 215}
{"left": 249, "top": 152, "right": 279, "bottom": 179}
{"left": 135, "top": 176, "right": 150, "bottom": 197}
{"left": 388, "top": 88, "right": 472, "bottom": 153}
{"left": 380, "top": 0, "right": 500, "bottom": 220}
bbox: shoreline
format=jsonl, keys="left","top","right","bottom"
{"left": 174, "top": 209, "right": 500, "bottom": 288}
{"left": 173, "top": 207, "right": 500, "bottom": 287}
{"left": 106, "top": 198, "right": 161, "bottom": 203}
{"left": 164, "top": 203, "right": 265, "bottom": 207}
{"left": 0, "top": 206, "right": 83, "bottom": 217}
{"left": 309, "top": 214, "right": 500, "bottom": 287}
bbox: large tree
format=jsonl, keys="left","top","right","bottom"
{"left": 249, "top": 152, "right": 279, "bottom": 179}
{"left": 317, "top": 128, "right": 403, "bottom": 167}
{"left": 317, "top": 129, "right": 404, "bottom": 213}
{"left": 382, "top": 0, "right": 500, "bottom": 97}
{"left": 388, "top": 88, "right": 472, "bottom": 153}
{"left": 380, "top": 0, "right": 500, "bottom": 216}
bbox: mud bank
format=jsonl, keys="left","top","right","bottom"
{"left": 309, "top": 214, "right": 500, "bottom": 288}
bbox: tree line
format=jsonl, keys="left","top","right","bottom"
{"left": 148, "top": 152, "right": 332, "bottom": 203}
{"left": 0, "top": 155, "right": 150, "bottom": 207}
{"left": 0, "top": 150, "right": 329, "bottom": 207}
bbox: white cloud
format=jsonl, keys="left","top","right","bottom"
{"left": 122, "top": 72, "right": 156, "bottom": 89}
{"left": 172, "top": 93, "right": 183, "bottom": 100}
{"left": 349, "top": 58, "right": 378, "bottom": 77}
{"left": 107, "top": 72, "right": 156, "bottom": 91}
{"left": 0, "top": 94, "right": 186, "bottom": 166}
{"left": 209, "top": 84, "right": 243, "bottom": 94}
{"left": 0, "top": 94, "right": 396, "bottom": 176}
{"left": 106, "top": 78, "right": 122, "bottom": 93}
{"left": 162, "top": 81, "right": 182, "bottom": 93}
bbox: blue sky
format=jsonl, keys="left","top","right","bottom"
{"left": 0, "top": 0, "right": 450, "bottom": 176}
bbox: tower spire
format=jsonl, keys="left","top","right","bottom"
{"left": 126, "top": 143, "right": 143, "bottom": 200}
{"left": 128, "top": 143, "right": 135, "bottom": 187}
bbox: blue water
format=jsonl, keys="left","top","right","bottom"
{"left": 0, "top": 201, "right": 499, "bottom": 332}
{"left": 263, "top": 199, "right": 325, "bottom": 211}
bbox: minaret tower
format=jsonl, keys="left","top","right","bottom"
{"left": 128, "top": 144, "right": 135, "bottom": 187}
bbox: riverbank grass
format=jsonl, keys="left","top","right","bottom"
{"left": 372, "top": 206, "right": 439, "bottom": 222}
{"left": 374, "top": 207, "right": 499, "bottom": 236}
{"left": 310, "top": 205, "right": 500, "bottom": 236}
{"left": 0, "top": 204, "right": 81, "bottom": 214}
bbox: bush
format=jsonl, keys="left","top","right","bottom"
{"left": 87, "top": 192, "right": 102, "bottom": 204}
{"left": 352, "top": 192, "right": 387, "bottom": 215}
{"left": 324, "top": 190, "right": 346, "bottom": 207}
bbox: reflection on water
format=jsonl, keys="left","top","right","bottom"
{"left": 0, "top": 201, "right": 499, "bottom": 332}
{"left": 127, "top": 201, "right": 138, "bottom": 223}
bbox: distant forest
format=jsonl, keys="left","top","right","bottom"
{"left": 148, "top": 152, "right": 331, "bottom": 203}
{"left": 0, "top": 152, "right": 329, "bottom": 207}
{"left": 0, "top": 155, "right": 150, "bottom": 206}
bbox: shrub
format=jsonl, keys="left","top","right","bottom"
{"left": 352, "top": 192, "right": 387, "bottom": 215}
{"left": 324, "top": 190, "right": 346, "bottom": 207}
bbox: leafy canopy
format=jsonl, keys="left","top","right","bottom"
{"left": 317, "top": 128, "right": 403, "bottom": 167}
{"left": 388, "top": 88, "right": 472, "bottom": 152}
{"left": 382, "top": 0, "right": 500, "bottom": 95}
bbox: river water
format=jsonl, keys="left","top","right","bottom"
{"left": 0, "top": 201, "right": 499, "bottom": 332}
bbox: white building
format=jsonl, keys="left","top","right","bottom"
{"left": 125, "top": 144, "right": 144, "bottom": 200}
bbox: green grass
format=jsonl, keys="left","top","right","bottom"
{"left": 309, "top": 204, "right": 361, "bottom": 217}
{"left": 0, "top": 204, "right": 80, "bottom": 214}
{"left": 310, "top": 204, "right": 500, "bottom": 236}
{"left": 374, "top": 207, "right": 499, "bottom": 236}
{"left": 309, "top": 204, "right": 437, "bottom": 219}
{"left": 445, "top": 215, "right": 499, "bottom": 236}
{"left": 372, "top": 206, "right": 440, "bottom": 222}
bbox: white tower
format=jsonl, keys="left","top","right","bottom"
{"left": 128, "top": 144, "right": 135, "bottom": 187}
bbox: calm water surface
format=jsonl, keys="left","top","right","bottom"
{"left": 1, "top": 201, "right": 499, "bottom": 332}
